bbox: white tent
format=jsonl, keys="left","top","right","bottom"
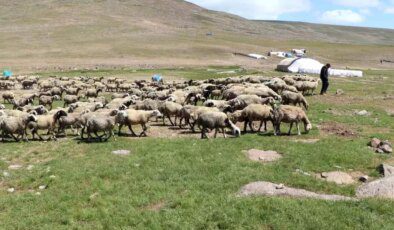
{"left": 277, "top": 58, "right": 363, "bottom": 77}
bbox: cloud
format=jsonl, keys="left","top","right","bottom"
{"left": 331, "top": 0, "right": 380, "bottom": 8}
{"left": 320, "top": 10, "right": 364, "bottom": 24}
{"left": 186, "top": 0, "right": 311, "bottom": 20}
{"left": 385, "top": 7, "right": 394, "bottom": 13}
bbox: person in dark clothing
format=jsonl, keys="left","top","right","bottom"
{"left": 320, "top": 63, "right": 331, "bottom": 95}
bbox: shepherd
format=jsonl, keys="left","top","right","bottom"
{"left": 320, "top": 63, "right": 331, "bottom": 95}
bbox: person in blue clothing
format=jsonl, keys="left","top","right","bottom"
{"left": 320, "top": 64, "right": 331, "bottom": 95}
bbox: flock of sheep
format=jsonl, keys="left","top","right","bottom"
{"left": 0, "top": 74, "right": 319, "bottom": 142}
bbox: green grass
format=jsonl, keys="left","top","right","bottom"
{"left": 0, "top": 68, "right": 393, "bottom": 229}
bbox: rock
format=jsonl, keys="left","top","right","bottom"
{"left": 320, "top": 171, "right": 355, "bottom": 185}
{"left": 7, "top": 188, "right": 15, "bottom": 193}
{"left": 8, "top": 164, "right": 22, "bottom": 170}
{"left": 238, "top": 181, "right": 356, "bottom": 201}
{"left": 49, "top": 175, "right": 56, "bottom": 179}
{"left": 112, "top": 150, "right": 131, "bottom": 155}
{"left": 356, "top": 110, "right": 370, "bottom": 116}
{"left": 376, "top": 148, "right": 384, "bottom": 154}
{"left": 380, "top": 144, "right": 393, "bottom": 153}
{"left": 27, "top": 165, "right": 34, "bottom": 170}
{"left": 2, "top": 171, "right": 10, "bottom": 177}
{"left": 356, "top": 176, "right": 394, "bottom": 199}
{"left": 378, "top": 164, "right": 394, "bottom": 177}
{"left": 336, "top": 89, "right": 344, "bottom": 95}
{"left": 370, "top": 138, "right": 381, "bottom": 148}
{"left": 246, "top": 149, "right": 282, "bottom": 163}
{"left": 39, "top": 185, "right": 47, "bottom": 190}
{"left": 293, "top": 139, "right": 320, "bottom": 144}
{"left": 359, "top": 176, "right": 369, "bottom": 183}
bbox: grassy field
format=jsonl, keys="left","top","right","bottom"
{"left": 0, "top": 68, "right": 393, "bottom": 229}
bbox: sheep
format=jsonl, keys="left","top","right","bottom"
{"left": 20, "top": 105, "right": 48, "bottom": 115}
{"left": 203, "top": 99, "right": 231, "bottom": 112}
{"left": 116, "top": 109, "right": 162, "bottom": 137}
{"left": 2, "top": 92, "right": 15, "bottom": 104}
{"left": 57, "top": 112, "right": 85, "bottom": 136}
{"left": 196, "top": 112, "right": 241, "bottom": 139}
{"left": 39, "top": 95, "right": 60, "bottom": 110}
{"left": 11, "top": 97, "right": 33, "bottom": 109}
{"left": 112, "top": 93, "right": 129, "bottom": 99}
{"left": 65, "top": 87, "right": 81, "bottom": 96}
{"left": 273, "top": 105, "right": 312, "bottom": 136}
{"left": 28, "top": 110, "right": 68, "bottom": 141}
{"left": 22, "top": 80, "right": 36, "bottom": 89}
{"left": 229, "top": 95, "right": 274, "bottom": 111}
{"left": 50, "top": 87, "right": 64, "bottom": 98}
{"left": 88, "top": 96, "right": 108, "bottom": 106}
{"left": 63, "top": 95, "right": 82, "bottom": 107}
{"left": 86, "top": 88, "right": 102, "bottom": 98}
{"left": 158, "top": 101, "right": 183, "bottom": 126}
{"left": 0, "top": 113, "right": 37, "bottom": 142}
{"left": 281, "top": 90, "right": 309, "bottom": 110}
{"left": 240, "top": 104, "right": 274, "bottom": 133}
{"left": 83, "top": 114, "right": 117, "bottom": 142}
{"left": 0, "top": 104, "right": 4, "bottom": 110}
{"left": 187, "top": 106, "right": 221, "bottom": 132}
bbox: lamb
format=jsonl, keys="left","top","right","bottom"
{"left": 196, "top": 112, "right": 241, "bottom": 139}
{"left": 28, "top": 110, "right": 68, "bottom": 141}
{"left": 116, "top": 109, "right": 162, "bottom": 137}
{"left": 39, "top": 95, "right": 60, "bottom": 110}
{"left": 0, "top": 113, "right": 37, "bottom": 142}
{"left": 2, "top": 92, "right": 15, "bottom": 104}
{"left": 273, "top": 105, "right": 312, "bottom": 136}
{"left": 240, "top": 104, "right": 274, "bottom": 133}
{"left": 158, "top": 101, "right": 183, "bottom": 126}
{"left": 281, "top": 90, "right": 309, "bottom": 110}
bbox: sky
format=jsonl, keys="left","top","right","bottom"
{"left": 186, "top": 0, "right": 394, "bottom": 29}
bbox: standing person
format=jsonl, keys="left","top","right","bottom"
{"left": 320, "top": 63, "right": 331, "bottom": 95}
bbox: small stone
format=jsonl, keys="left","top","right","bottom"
{"left": 370, "top": 138, "right": 381, "bottom": 148}
{"left": 35, "top": 192, "right": 41, "bottom": 196}
{"left": 359, "top": 176, "right": 369, "bottom": 183}
{"left": 39, "top": 185, "right": 47, "bottom": 190}
{"left": 356, "top": 110, "right": 370, "bottom": 116}
{"left": 275, "top": 183, "right": 284, "bottom": 189}
{"left": 134, "top": 163, "right": 140, "bottom": 167}
{"left": 49, "top": 175, "right": 56, "bottom": 179}
{"left": 7, "top": 188, "right": 15, "bottom": 193}
{"left": 3, "top": 171, "right": 10, "bottom": 177}
{"left": 112, "top": 150, "right": 130, "bottom": 155}
{"left": 8, "top": 164, "right": 22, "bottom": 170}
{"left": 89, "top": 192, "right": 99, "bottom": 200}
{"left": 27, "top": 165, "right": 34, "bottom": 170}
{"left": 376, "top": 148, "right": 384, "bottom": 154}
{"left": 336, "top": 89, "right": 344, "bottom": 95}
{"left": 378, "top": 164, "right": 394, "bottom": 177}
{"left": 380, "top": 144, "right": 393, "bottom": 153}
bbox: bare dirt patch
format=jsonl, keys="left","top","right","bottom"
{"left": 238, "top": 181, "right": 356, "bottom": 201}
{"left": 319, "top": 122, "right": 357, "bottom": 137}
{"left": 141, "top": 200, "right": 166, "bottom": 212}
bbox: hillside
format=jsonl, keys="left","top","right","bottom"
{"left": 1, "top": 0, "right": 394, "bottom": 71}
